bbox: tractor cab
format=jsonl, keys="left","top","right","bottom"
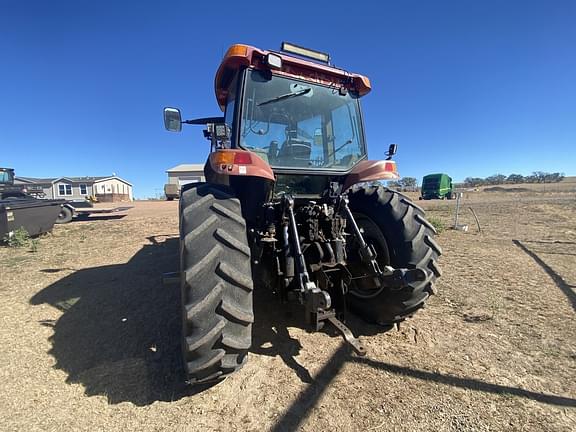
{"left": 0, "top": 167, "right": 27, "bottom": 199}
{"left": 164, "top": 43, "right": 399, "bottom": 197}
{"left": 0, "top": 168, "right": 15, "bottom": 186}
{"left": 215, "top": 43, "right": 370, "bottom": 173}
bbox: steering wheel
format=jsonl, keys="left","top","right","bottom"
{"left": 280, "top": 142, "right": 311, "bottom": 158}
{"left": 277, "top": 140, "right": 312, "bottom": 165}
{"left": 286, "top": 143, "right": 311, "bottom": 150}
{"left": 244, "top": 145, "right": 270, "bottom": 150}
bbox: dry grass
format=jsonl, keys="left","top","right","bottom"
{"left": 0, "top": 195, "right": 575, "bottom": 432}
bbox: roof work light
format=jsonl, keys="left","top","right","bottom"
{"left": 281, "top": 42, "right": 330, "bottom": 64}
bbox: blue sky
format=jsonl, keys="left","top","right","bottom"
{"left": 1, "top": 0, "right": 574, "bottom": 198}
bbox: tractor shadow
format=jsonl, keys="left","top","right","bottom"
{"left": 29, "top": 231, "right": 391, "bottom": 404}
{"left": 250, "top": 288, "right": 315, "bottom": 383}
{"left": 30, "top": 235, "right": 192, "bottom": 406}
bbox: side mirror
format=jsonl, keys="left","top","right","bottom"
{"left": 386, "top": 143, "right": 397, "bottom": 160}
{"left": 164, "top": 107, "right": 182, "bottom": 132}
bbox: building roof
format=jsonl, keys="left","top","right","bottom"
{"left": 16, "top": 177, "right": 56, "bottom": 184}
{"left": 54, "top": 176, "right": 112, "bottom": 183}
{"left": 15, "top": 175, "right": 132, "bottom": 186}
{"left": 166, "top": 164, "right": 205, "bottom": 173}
{"left": 93, "top": 176, "right": 133, "bottom": 186}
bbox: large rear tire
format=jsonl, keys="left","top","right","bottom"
{"left": 179, "top": 183, "right": 253, "bottom": 385}
{"left": 347, "top": 186, "right": 442, "bottom": 325}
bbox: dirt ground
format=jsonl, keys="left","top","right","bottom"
{"left": 1, "top": 190, "right": 575, "bottom": 431}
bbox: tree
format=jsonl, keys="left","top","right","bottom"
{"left": 462, "top": 172, "right": 563, "bottom": 187}
{"left": 464, "top": 177, "right": 484, "bottom": 187}
{"left": 399, "top": 177, "right": 418, "bottom": 190}
{"left": 485, "top": 174, "right": 506, "bottom": 185}
{"left": 506, "top": 174, "right": 524, "bottom": 184}
{"left": 544, "top": 172, "right": 564, "bottom": 183}
{"left": 532, "top": 171, "right": 547, "bottom": 183}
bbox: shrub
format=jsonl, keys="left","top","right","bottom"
{"left": 3, "top": 227, "right": 31, "bottom": 247}
{"left": 427, "top": 216, "right": 445, "bottom": 234}
{"left": 30, "top": 238, "right": 40, "bottom": 252}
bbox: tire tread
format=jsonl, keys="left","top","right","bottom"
{"left": 180, "top": 183, "right": 253, "bottom": 385}
{"left": 347, "top": 186, "right": 442, "bottom": 324}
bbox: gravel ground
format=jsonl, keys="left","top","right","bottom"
{"left": 0, "top": 192, "right": 575, "bottom": 431}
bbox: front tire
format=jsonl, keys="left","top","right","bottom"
{"left": 347, "top": 187, "right": 442, "bottom": 325}
{"left": 179, "top": 183, "right": 253, "bottom": 385}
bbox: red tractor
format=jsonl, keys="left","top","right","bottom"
{"left": 164, "top": 43, "right": 441, "bottom": 385}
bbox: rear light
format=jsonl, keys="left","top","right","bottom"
{"left": 213, "top": 151, "right": 235, "bottom": 165}
{"left": 233, "top": 153, "right": 252, "bottom": 164}
{"left": 384, "top": 161, "right": 397, "bottom": 172}
{"left": 212, "top": 150, "right": 252, "bottom": 166}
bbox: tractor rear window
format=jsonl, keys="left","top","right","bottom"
{"left": 239, "top": 69, "right": 367, "bottom": 171}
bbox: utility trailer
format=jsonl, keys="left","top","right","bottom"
{"left": 55, "top": 200, "right": 133, "bottom": 224}
{"left": 1, "top": 168, "right": 64, "bottom": 238}
{"left": 164, "top": 183, "right": 179, "bottom": 201}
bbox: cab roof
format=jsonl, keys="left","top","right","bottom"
{"left": 214, "top": 44, "right": 372, "bottom": 111}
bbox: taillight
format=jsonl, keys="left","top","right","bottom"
{"left": 213, "top": 150, "right": 253, "bottom": 165}
{"left": 384, "top": 161, "right": 397, "bottom": 172}
{"left": 233, "top": 152, "right": 252, "bottom": 164}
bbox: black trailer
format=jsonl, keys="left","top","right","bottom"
{"left": 0, "top": 198, "right": 64, "bottom": 239}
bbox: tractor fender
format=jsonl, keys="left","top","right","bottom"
{"left": 206, "top": 149, "right": 275, "bottom": 182}
{"left": 342, "top": 160, "right": 400, "bottom": 191}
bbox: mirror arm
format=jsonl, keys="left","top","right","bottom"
{"left": 182, "top": 116, "right": 225, "bottom": 125}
